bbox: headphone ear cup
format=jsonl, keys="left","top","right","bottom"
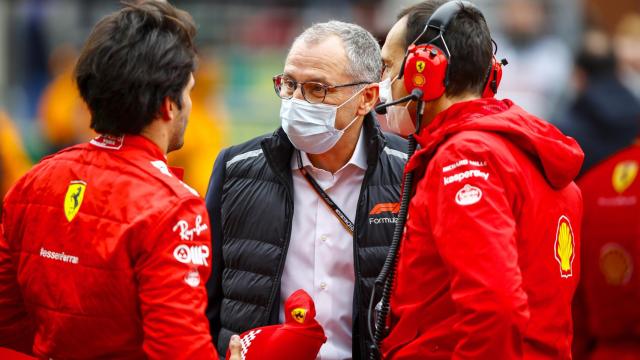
{"left": 482, "top": 56, "right": 504, "bottom": 98}
{"left": 403, "top": 44, "right": 449, "bottom": 102}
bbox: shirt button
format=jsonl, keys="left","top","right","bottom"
{"left": 320, "top": 235, "right": 328, "bottom": 242}
{"left": 320, "top": 281, "right": 327, "bottom": 290}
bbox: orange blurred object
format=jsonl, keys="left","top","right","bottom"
{"left": 0, "top": 112, "right": 32, "bottom": 198}
{"left": 167, "top": 59, "right": 229, "bottom": 196}
{"left": 37, "top": 66, "right": 93, "bottom": 148}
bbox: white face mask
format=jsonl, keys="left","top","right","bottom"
{"left": 378, "top": 75, "right": 415, "bottom": 136}
{"left": 281, "top": 88, "right": 363, "bottom": 154}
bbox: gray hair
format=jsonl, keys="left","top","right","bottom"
{"left": 291, "top": 20, "right": 382, "bottom": 83}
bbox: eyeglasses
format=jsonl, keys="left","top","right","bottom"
{"left": 273, "top": 74, "right": 369, "bottom": 104}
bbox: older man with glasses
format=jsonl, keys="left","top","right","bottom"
{"left": 204, "top": 21, "right": 408, "bottom": 359}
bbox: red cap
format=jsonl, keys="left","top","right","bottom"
{"left": 225, "top": 289, "right": 326, "bottom": 360}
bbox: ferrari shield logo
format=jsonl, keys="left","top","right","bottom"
{"left": 416, "top": 60, "right": 426, "bottom": 73}
{"left": 291, "top": 308, "right": 307, "bottom": 324}
{"left": 554, "top": 215, "right": 575, "bottom": 278}
{"left": 64, "top": 181, "right": 87, "bottom": 222}
{"left": 612, "top": 160, "right": 638, "bottom": 194}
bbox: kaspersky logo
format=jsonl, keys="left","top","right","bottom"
{"left": 369, "top": 202, "right": 400, "bottom": 225}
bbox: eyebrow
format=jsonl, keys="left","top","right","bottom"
{"left": 282, "top": 72, "right": 330, "bottom": 85}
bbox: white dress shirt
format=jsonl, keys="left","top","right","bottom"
{"left": 280, "top": 129, "right": 367, "bottom": 360}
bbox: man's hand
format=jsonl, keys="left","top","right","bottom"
{"left": 228, "top": 335, "right": 242, "bottom": 360}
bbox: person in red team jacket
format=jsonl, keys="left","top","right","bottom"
{"left": 0, "top": 1, "right": 241, "bottom": 359}
{"left": 376, "top": 1, "right": 584, "bottom": 358}
{"left": 573, "top": 138, "right": 640, "bottom": 360}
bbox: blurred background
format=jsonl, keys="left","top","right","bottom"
{"left": 0, "top": 0, "right": 639, "bottom": 196}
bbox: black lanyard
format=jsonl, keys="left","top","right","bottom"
{"left": 296, "top": 151, "right": 355, "bottom": 235}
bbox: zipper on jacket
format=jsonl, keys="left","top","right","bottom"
{"left": 261, "top": 142, "right": 295, "bottom": 325}
{"left": 353, "top": 158, "right": 376, "bottom": 357}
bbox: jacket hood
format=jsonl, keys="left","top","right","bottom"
{"left": 412, "top": 98, "right": 584, "bottom": 189}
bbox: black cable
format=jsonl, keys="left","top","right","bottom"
{"left": 368, "top": 96, "right": 424, "bottom": 360}
{"left": 375, "top": 91, "right": 423, "bottom": 115}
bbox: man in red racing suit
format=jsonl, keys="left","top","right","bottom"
{"left": 573, "top": 139, "right": 640, "bottom": 359}
{"left": 377, "top": 1, "right": 584, "bottom": 358}
{"left": 381, "top": 98, "right": 584, "bottom": 359}
{"left": 0, "top": 1, "right": 229, "bottom": 358}
{"left": 1, "top": 134, "right": 217, "bottom": 359}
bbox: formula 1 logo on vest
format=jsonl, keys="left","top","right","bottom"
{"left": 369, "top": 202, "right": 400, "bottom": 225}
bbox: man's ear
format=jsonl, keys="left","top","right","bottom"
{"left": 159, "top": 97, "right": 175, "bottom": 122}
{"left": 357, "top": 83, "right": 379, "bottom": 116}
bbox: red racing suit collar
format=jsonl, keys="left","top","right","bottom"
{"left": 90, "top": 134, "right": 185, "bottom": 180}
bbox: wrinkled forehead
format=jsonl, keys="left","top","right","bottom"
{"left": 284, "top": 35, "right": 352, "bottom": 84}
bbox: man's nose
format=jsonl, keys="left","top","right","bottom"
{"left": 292, "top": 84, "right": 305, "bottom": 101}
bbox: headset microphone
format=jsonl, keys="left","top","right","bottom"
{"left": 374, "top": 88, "right": 424, "bottom": 115}
{"left": 374, "top": 104, "right": 388, "bottom": 115}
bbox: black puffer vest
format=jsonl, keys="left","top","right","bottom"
{"left": 205, "top": 114, "right": 407, "bottom": 358}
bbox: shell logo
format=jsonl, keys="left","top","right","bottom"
{"left": 599, "top": 243, "right": 633, "bottom": 286}
{"left": 612, "top": 160, "right": 638, "bottom": 194}
{"left": 413, "top": 74, "right": 425, "bottom": 87}
{"left": 554, "top": 215, "right": 575, "bottom": 278}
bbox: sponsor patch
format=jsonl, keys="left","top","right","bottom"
{"left": 442, "top": 159, "right": 487, "bottom": 173}
{"left": 368, "top": 202, "right": 400, "bottom": 225}
{"left": 455, "top": 184, "right": 482, "bottom": 206}
{"left": 64, "top": 180, "right": 87, "bottom": 222}
{"left": 173, "top": 215, "right": 209, "bottom": 241}
{"left": 369, "top": 217, "right": 398, "bottom": 225}
{"left": 597, "top": 195, "right": 637, "bottom": 207}
{"left": 443, "top": 169, "right": 489, "bottom": 186}
{"left": 416, "top": 60, "right": 426, "bottom": 73}
{"left": 412, "top": 74, "right": 425, "bottom": 86}
{"left": 291, "top": 308, "right": 308, "bottom": 324}
{"left": 40, "top": 247, "right": 79, "bottom": 264}
{"left": 90, "top": 134, "right": 124, "bottom": 150}
{"left": 554, "top": 215, "right": 575, "bottom": 278}
{"left": 600, "top": 243, "right": 633, "bottom": 286}
{"left": 369, "top": 203, "right": 400, "bottom": 215}
{"left": 184, "top": 268, "right": 201, "bottom": 287}
{"left": 612, "top": 160, "right": 638, "bottom": 194}
{"left": 173, "top": 244, "right": 210, "bottom": 266}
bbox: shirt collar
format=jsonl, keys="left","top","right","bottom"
{"left": 290, "top": 127, "right": 367, "bottom": 172}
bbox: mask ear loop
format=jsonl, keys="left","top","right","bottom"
{"left": 336, "top": 85, "right": 370, "bottom": 132}
{"left": 336, "top": 84, "right": 368, "bottom": 110}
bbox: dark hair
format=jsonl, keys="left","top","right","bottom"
{"left": 398, "top": 0, "right": 493, "bottom": 97}
{"left": 75, "top": 1, "right": 197, "bottom": 135}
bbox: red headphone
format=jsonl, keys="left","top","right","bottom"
{"left": 398, "top": 0, "right": 506, "bottom": 102}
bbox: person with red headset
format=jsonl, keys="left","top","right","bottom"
{"left": 369, "top": 1, "right": 585, "bottom": 358}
